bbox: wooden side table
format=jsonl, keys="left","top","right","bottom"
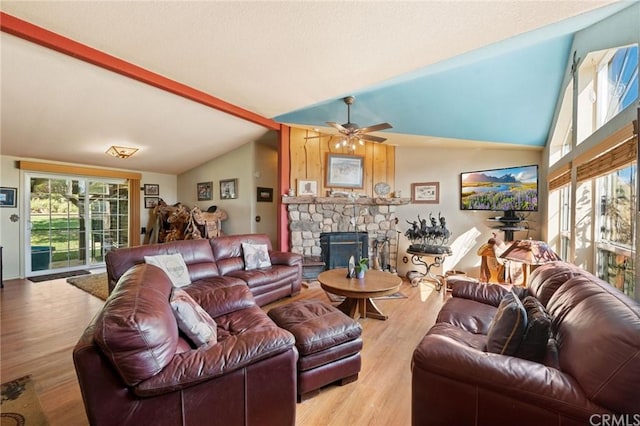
{"left": 318, "top": 268, "right": 401, "bottom": 320}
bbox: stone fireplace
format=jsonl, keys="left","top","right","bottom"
{"left": 283, "top": 196, "right": 410, "bottom": 270}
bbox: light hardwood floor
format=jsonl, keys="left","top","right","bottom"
{"left": 0, "top": 275, "right": 444, "bottom": 426}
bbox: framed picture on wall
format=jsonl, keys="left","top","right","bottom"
{"left": 257, "top": 187, "right": 273, "bottom": 202}
{"left": 297, "top": 180, "right": 317, "bottom": 196}
{"left": 220, "top": 178, "right": 238, "bottom": 199}
{"left": 197, "top": 181, "right": 213, "bottom": 201}
{"left": 144, "top": 197, "right": 159, "bottom": 209}
{"left": 143, "top": 184, "right": 159, "bottom": 196}
{"left": 0, "top": 187, "right": 17, "bottom": 208}
{"left": 326, "top": 154, "right": 364, "bottom": 188}
{"left": 411, "top": 182, "right": 440, "bottom": 204}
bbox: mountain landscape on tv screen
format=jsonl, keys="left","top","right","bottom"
{"left": 461, "top": 168, "right": 538, "bottom": 212}
{"left": 463, "top": 173, "right": 518, "bottom": 184}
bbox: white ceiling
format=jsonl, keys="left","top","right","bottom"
{"left": 0, "top": 1, "right": 622, "bottom": 175}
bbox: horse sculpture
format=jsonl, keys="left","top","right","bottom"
{"left": 405, "top": 212, "right": 452, "bottom": 254}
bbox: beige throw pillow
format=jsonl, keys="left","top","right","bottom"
{"left": 144, "top": 253, "right": 191, "bottom": 287}
{"left": 242, "top": 242, "right": 272, "bottom": 270}
{"left": 170, "top": 288, "right": 217, "bottom": 347}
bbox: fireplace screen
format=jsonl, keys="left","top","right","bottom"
{"left": 320, "top": 232, "right": 369, "bottom": 270}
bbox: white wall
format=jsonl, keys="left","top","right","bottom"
{"left": 1, "top": 156, "right": 23, "bottom": 280}
{"left": 140, "top": 172, "right": 179, "bottom": 235}
{"left": 177, "top": 143, "right": 255, "bottom": 236}
{"left": 253, "top": 142, "right": 278, "bottom": 245}
{"left": 394, "top": 145, "right": 543, "bottom": 279}
{"left": 0, "top": 155, "right": 176, "bottom": 280}
{"left": 176, "top": 140, "right": 279, "bottom": 243}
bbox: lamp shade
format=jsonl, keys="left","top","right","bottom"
{"left": 499, "top": 239, "right": 561, "bottom": 265}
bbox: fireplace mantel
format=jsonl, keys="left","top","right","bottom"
{"left": 282, "top": 196, "right": 411, "bottom": 206}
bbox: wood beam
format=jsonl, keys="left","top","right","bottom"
{"left": 278, "top": 125, "right": 291, "bottom": 251}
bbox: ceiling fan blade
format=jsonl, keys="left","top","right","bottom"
{"left": 358, "top": 122, "right": 392, "bottom": 134}
{"left": 360, "top": 134, "right": 387, "bottom": 143}
{"left": 327, "top": 122, "right": 348, "bottom": 132}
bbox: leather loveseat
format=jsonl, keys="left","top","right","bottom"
{"left": 105, "top": 233, "right": 303, "bottom": 306}
{"left": 412, "top": 261, "right": 640, "bottom": 426}
{"left": 73, "top": 262, "right": 298, "bottom": 426}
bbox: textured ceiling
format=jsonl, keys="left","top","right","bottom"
{"left": 0, "top": 1, "right": 629, "bottom": 174}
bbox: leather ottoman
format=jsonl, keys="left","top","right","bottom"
{"left": 268, "top": 300, "right": 363, "bottom": 401}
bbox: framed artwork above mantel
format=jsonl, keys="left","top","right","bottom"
{"left": 326, "top": 154, "right": 364, "bottom": 189}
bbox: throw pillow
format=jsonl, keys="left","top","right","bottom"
{"left": 486, "top": 290, "right": 527, "bottom": 355}
{"left": 242, "top": 242, "right": 272, "bottom": 270}
{"left": 144, "top": 253, "right": 191, "bottom": 287}
{"left": 516, "top": 296, "right": 551, "bottom": 362}
{"left": 170, "top": 288, "right": 217, "bottom": 347}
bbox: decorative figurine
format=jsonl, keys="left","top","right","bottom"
{"left": 405, "top": 212, "right": 452, "bottom": 254}
{"left": 346, "top": 255, "right": 356, "bottom": 278}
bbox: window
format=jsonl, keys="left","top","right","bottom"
{"left": 549, "top": 81, "right": 574, "bottom": 166}
{"left": 546, "top": 9, "right": 639, "bottom": 300}
{"left": 577, "top": 44, "right": 638, "bottom": 144}
{"left": 18, "top": 161, "right": 141, "bottom": 276}
{"left": 559, "top": 185, "right": 572, "bottom": 261}
{"left": 595, "top": 164, "right": 636, "bottom": 298}
{"left": 28, "top": 175, "right": 130, "bottom": 273}
{"left": 597, "top": 165, "right": 636, "bottom": 248}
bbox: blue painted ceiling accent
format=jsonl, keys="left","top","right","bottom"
{"left": 274, "top": 3, "right": 633, "bottom": 147}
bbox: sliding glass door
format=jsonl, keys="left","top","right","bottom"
{"left": 26, "top": 173, "right": 129, "bottom": 276}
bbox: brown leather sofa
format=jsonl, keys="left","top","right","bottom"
{"left": 74, "top": 262, "right": 298, "bottom": 426}
{"left": 412, "top": 261, "right": 640, "bottom": 426}
{"left": 105, "top": 234, "right": 303, "bottom": 306}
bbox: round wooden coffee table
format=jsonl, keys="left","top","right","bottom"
{"left": 318, "top": 268, "right": 402, "bottom": 320}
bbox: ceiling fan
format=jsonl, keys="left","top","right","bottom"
{"left": 306, "top": 96, "right": 392, "bottom": 146}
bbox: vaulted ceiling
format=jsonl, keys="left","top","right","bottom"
{"left": 0, "top": 1, "right": 630, "bottom": 174}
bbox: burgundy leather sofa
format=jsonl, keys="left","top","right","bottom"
{"left": 105, "top": 234, "right": 303, "bottom": 306}
{"left": 412, "top": 261, "right": 640, "bottom": 426}
{"left": 73, "top": 262, "right": 298, "bottom": 426}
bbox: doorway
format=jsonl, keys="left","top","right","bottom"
{"left": 26, "top": 173, "right": 129, "bottom": 276}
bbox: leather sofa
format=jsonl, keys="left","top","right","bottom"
{"left": 73, "top": 262, "right": 298, "bottom": 426}
{"left": 412, "top": 261, "right": 640, "bottom": 426}
{"left": 105, "top": 234, "right": 303, "bottom": 306}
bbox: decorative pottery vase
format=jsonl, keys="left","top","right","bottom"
{"left": 357, "top": 269, "right": 365, "bottom": 279}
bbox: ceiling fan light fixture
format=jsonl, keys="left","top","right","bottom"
{"left": 106, "top": 145, "right": 138, "bottom": 159}
{"left": 326, "top": 96, "right": 393, "bottom": 146}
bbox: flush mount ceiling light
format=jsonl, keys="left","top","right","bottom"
{"left": 106, "top": 145, "right": 139, "bottom": 159}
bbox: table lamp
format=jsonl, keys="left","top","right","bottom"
{"left": 499, "top": 239, "right": 561, "bottom": 285}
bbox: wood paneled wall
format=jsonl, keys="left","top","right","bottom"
{"left": 288, "top": 127, "right": 395, "bottom": 196}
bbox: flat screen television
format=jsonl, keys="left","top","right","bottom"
{"left": 460, "top": 164, "right": 538, "bottom": 222}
